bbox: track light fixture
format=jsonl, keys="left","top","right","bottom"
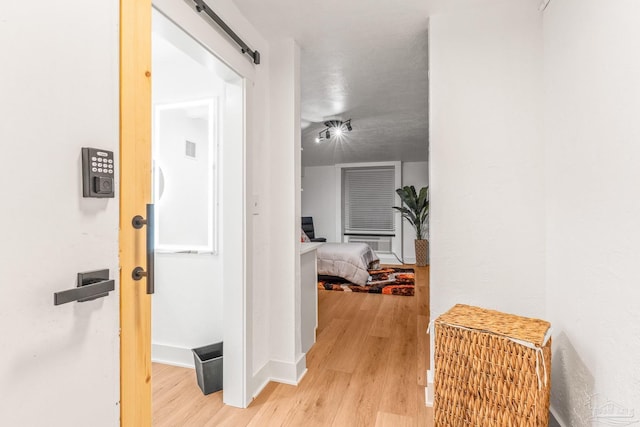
{"left": 315, "top": 119, "right": 352, "bottom": 143}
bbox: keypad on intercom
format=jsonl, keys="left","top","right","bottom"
{"left": 82, "top": 147, "right": 115, "bottom": 198}
{"left": 91, "top": 156, "right": 114, "bottom": 174}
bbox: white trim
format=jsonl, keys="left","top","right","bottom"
{"left": 549, "top": 406, "right": 568, "bottom": 427}
{"left": 425, "top": 369, "right": 434, "bottom": 407}
{"left": 268, "top": 355, "right": 308, "bottom": 385}
{"left": 335, "top": 166, "right": 342, "bottom": 241}
{"left": 394, "top": 162, "right": 403, "bottom": 257}
{"left": 251, "top": 355, "right": 308, "bottom": 388}
{"left": 212, "top": 75, "right": 248, "bottom": 408}
{"left": 336, "top": 161, "right": 402, "bottom": 168}
{"left": 152, "top": 343, "right": 195, "bottom": 369}
{"left": 250, "top": 362, "right": 272, "bottom": 400}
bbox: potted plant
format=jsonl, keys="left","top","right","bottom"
{"left": 393, "top": 185, "right": 429, "bottom": 266}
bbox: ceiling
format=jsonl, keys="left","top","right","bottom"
{"left": 231, "top": 0, "right": 432, "bottom": 167}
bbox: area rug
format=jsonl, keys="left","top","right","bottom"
{"left": 318, "top": 267, "right": 415, "bottom": 297}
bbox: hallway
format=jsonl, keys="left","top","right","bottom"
{"left": 152, "top": 266, "right": 432, "bottom": 426}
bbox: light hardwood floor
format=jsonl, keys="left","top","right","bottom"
{"left": 153, "top": 266, "right": 433, "bottom": 426}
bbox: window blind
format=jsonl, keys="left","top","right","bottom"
{"left": 343, "top": 167, "right": 395, "bottom": 234}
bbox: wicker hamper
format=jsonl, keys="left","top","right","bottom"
{"left": 434, "top": 304, "right": 551, "bottom": 426}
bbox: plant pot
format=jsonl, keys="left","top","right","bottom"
{"left": 415, "top": 239, "right": 429, "bottom": 266}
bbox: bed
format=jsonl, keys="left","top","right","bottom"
{"left": 316, "top": 243, "right": 380, "bottom": 286}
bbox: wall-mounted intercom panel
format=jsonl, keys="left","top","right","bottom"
{"left": 82, "top": 147, "right": 115, "bottom": 198}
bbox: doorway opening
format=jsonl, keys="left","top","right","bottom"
{"left": 150, "top": 7, "right": 246, "bottom": 418}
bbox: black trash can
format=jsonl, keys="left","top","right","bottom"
{"left": 192, "top": 342, "right": 223, "bottom": 395}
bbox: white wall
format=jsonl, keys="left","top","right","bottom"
{"left": 301, "top": 165, "right": 337, "bottom": 241}
{"left": 302, "top": 161, "right": 429, "bottom": 261}
{"left": 152, "top": 254, "right": 223, "bottom": 367}
{"left": 402, "top": 162, "right": 429, "bottom": 263}
{"left": 543, "top": 0, "right": 640, "bottom": 422}
{"left": 429, "top": 0, "right": 640, "bottom": 421}
{"left": 0, "top": 1, "right": 120, "bottom": 425}
{"left": 155, "top": 111, "right": 211, "bottom": 248}
{"left": 152, "top": 34, "right": 224, "bottom": 105}
{"left": 429, "top": 2, "right": 545, "bottom": 321}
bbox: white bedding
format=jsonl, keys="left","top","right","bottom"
{"left": 316, "top": 243, "right": 380, "bottom": 286}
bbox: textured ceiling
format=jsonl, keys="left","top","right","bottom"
{"left": 231, "top": 0, "right": 431, "bottom": 166}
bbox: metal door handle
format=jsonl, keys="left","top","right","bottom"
{"left": 54, "top": 269, "right": 115, "bottom": 305}
{"left": 132, "top": 203, "right": 155, "bottom": 294}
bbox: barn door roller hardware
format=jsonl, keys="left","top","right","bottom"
{"left": 192, "top": 0, "right": 261, "bottom": 65}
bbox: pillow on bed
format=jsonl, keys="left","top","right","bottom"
{"left": 301, "top": 228, "right": 311, "bottom": 242}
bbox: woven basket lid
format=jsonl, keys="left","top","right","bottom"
{"left": 436, "top": 304, "right": 551, "bottom": 347}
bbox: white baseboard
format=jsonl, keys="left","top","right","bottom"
{"left": 549, "top": 406, "right": 567, "bottom": 427}
{"left": 425, "top": 369, "right": 434, "bottom": 407}
{"left": 152, "top": 343, "right": 195, "bottom": 369}
{"left": 250, "top": 361, "right": 273, "bottom": 402}
{"left": 155, "top": 346, "right": 309, "bottom": 406}
{"left": 249, "top": 355, "right": 308, "bottom": 403}
{"left": 296, "top": 355, "right": 308, "bottom": 382}
{"left": 269, "top": 355, "right": 307, "bottom": 385}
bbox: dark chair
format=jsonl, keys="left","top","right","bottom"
{"left": 301, "top": 217, "right": 326, "bottom": 242}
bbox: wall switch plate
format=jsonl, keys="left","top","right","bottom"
{"left": 252, "top": 195, "right": 259, "bottom": 215}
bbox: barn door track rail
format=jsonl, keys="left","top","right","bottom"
{"left": 192, "top": 0, "right": 261, "bottom": 65}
